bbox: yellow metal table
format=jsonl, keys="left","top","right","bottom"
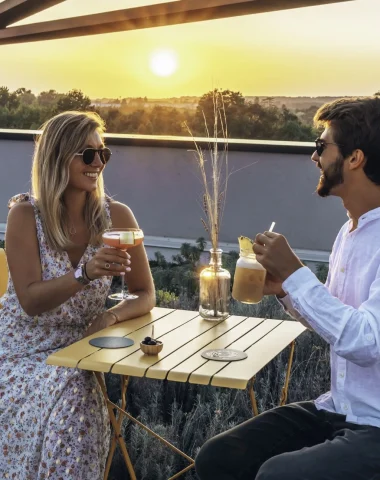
{"left": 46, "top": 307, "right": 306, "bottom": 480}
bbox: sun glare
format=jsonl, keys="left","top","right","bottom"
{"left": 149, "top": 49, "right": 178, "bottom": 77}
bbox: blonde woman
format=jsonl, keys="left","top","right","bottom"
{"left": 0, "top": 111, "right": 155, "bottom": 479}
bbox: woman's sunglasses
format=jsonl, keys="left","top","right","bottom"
{"left": 315, "top": 138, "right": 343, "bottom": 157}
{"left": 75, "top": 147, "right": 112, "bottom": 165}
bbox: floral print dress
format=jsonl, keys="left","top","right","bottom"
{"left": 0, "top": 194, "right": 112, "bottom": 480}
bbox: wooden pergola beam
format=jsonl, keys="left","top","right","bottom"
{"left": 0, "top": 0, "right": 65, "bottom": 28}
{"left": 0, "top": 0, "right": 353, "bottom": 45}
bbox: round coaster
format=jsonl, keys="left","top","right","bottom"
{"left": 89, "top": 337, "right": 134, "bottom": 349}
{"left": 201, "top": 349, "right": 248, "bottom": 361}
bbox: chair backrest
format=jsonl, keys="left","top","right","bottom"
{"left": 0, "top": 248, "right": 8, "bottom": 300}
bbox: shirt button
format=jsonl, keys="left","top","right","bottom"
{"left": 343, "top": 404, "right": 349, "bottom": 411}
{"left": 340, "top": 267, "right": 345, "bottom": 273}
{"left": 339, "top": 373, "right": 344, "bottom": 378}
{"left": 365, "top": 334, "right": 374, "bottom": 342}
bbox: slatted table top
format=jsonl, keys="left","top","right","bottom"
{"left": 46, "top": 307, "right": 306, "bottom": 390}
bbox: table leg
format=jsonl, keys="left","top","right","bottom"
{"left": 111, "top": 401, "right": 195, "bottom": 479}
{"left": 168, "top": 462, "right": 197, "bottom": 480}
{"left": 95, "top": 372, "right": 137, "bottom": 480}
{"left": 95, "top": 372, "right": 195, "bottom": 479}
{"left": 248, "top": 340, "right": 296, "bottom": 416}
{"left": 248, "top": 376, "right": 259, "bottom": 416}
{"left": 280, "top": 340, "right": 296, "bottom": 406}
{"left": 104, "top": 375, "right": 129, "bottom": 479}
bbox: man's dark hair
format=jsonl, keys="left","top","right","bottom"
{"left": 314, "top": 97, "right": 380, "bottom": 185}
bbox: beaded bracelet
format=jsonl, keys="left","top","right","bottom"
{"left": 83, "top": 262, "right": 94, "bottom": 282}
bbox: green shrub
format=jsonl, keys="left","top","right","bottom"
{"left": 156, "top": 290, "right": 181, "bottom": 308}
{"left": 316, "top": 262, "right": 329, "bottom": 283}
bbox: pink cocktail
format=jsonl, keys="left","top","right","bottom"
{"left": 102, "top": 228, "right": 144, "bottom": 301}
{"left": 103, "top": 230, "right": 144, "bottom": 250}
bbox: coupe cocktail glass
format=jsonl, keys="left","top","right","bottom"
{"left": 102, "top": 227, "right": 144, "bottom": 302}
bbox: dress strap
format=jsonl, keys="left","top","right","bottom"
{"left": 8, "top": 192, "right": 31, "bottom": 209}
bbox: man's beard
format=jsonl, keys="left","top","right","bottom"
{"left": 317, "top": 155, "right": 345, "bottom": 197}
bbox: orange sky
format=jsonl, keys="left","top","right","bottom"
{"left": 1, "top": 0, "right": 379, "bottom": 98}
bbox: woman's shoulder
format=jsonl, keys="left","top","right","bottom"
{"left": 108, "top": 200, "right": 138, "bottom": 228}
{"left": 8, "top": 193, "right": 34, "bottom": 218}
{"left": 109, "top": 199, "right": 134, "bottom": 217}
{"left": 7, "top": 194, "right": 36, "bottom": 234}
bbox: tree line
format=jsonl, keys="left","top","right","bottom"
{"left": 0, "top": 86, "right": 317, "bottom": 141}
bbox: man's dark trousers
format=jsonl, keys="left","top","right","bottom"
{"left": 195, "top": 401, "right": 380, "bottom": 480}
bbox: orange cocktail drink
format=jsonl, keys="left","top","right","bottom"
{"left": 102, "top": 228, "right": 144, "bottom": 301}
{"left": 102, "top": 230, "right": 144, "bottom": 250}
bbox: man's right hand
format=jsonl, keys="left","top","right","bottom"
{"left": 263, "top": 272, "right": 286, "bottom": 298}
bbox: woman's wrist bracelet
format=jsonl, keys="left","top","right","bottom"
{"left": 106, "top": 310, "right": 120, "bottom": 323}
{"left": 83, "top": 262, "right": 94, "bottom": 282}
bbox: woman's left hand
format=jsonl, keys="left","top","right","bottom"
{"left": 84, "top": 311, "right": 118, "bottom": 337}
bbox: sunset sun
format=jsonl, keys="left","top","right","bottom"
{"left": 149, "top": 49, "right": 178, "bottom": 77}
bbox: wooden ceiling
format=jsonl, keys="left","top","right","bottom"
{"left": 0, "top": 0, "right": 353, "bottom": 45}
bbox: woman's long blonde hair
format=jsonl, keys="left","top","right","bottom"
{"left": 31, "top": 111, "right": 109, "bottom": 251}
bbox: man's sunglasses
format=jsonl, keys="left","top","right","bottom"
{"left": 315, "top": 138, "right": 343, "bottom": 157}
{"left": 75, "top": 147, "right": 112, "bottom": 165}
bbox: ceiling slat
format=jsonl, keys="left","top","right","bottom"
{"left": 0, "top": 0, "right": 65, "bottom": 28}
{"left": 0, "top": 0, "right": 353, "bottom": 45}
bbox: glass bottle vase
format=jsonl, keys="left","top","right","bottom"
{"left": 199, "top": 249, "right": 231, "bottom": 322}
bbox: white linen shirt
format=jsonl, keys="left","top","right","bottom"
{"left": 280, "top": 207, "right": 380, "bottom": 427}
